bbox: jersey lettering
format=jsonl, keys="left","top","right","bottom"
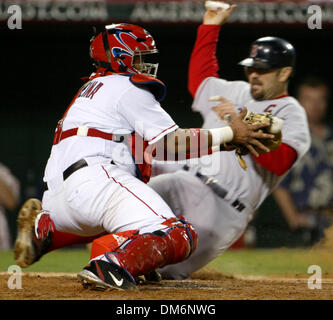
{"left": 78, "top": 81, "right": 104, "bottom": 100}
{"left": 264, "top": 104, "right": 277, "bottom": 113}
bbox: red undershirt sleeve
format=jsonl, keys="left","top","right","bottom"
{"left": 188, "top": 25, "right": 221, "bottom": 97}
{"left": 252, "top": 143, "right": 297, "bottom": 176}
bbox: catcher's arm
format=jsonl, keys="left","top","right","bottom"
{"left": 221, "top": 108, "right": 276, "bottom": 157}
{"left": 210, "top": 96, "right": 281, "bottom": 156}
{"left": 152, "top": 111, "right": 274, "bottom": 161}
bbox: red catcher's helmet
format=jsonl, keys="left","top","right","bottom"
{"left": 90, "top": 23, "right": 159, "bottom": 77}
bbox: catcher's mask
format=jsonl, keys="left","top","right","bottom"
{"left": 90, "top": 23, "right": 159, "bottom": 77}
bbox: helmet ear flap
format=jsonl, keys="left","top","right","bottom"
{"left": 101, "top": 29, "right": 112, "bottom": 64}
{"left": 90, "top": 26, "right": 115, "bottom": 72}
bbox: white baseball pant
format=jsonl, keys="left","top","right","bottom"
{"left": 42, "top": 158, "right": 176, "bottom": 237}
{"left": 149, "top": 170, "right": 251, "bottom": 279}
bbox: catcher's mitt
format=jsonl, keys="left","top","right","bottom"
{"left": 224, "top": 111, "right": 283, "bottom": 170}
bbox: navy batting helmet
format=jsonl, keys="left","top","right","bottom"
{"left": 238, "top": 36, "right": 296, "bottom": 69}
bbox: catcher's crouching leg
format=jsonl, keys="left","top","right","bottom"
{"left": 112, "top": 217, "right": 197, "bottom": 277}
{"left": 78, "top": 217, "right": 197, "bottom": 290}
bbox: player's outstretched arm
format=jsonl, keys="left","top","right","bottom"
{"left": 152, "top": 113, "right": 273, "bottom": 161}
{"left": 188, "top": 3, "right": 237, "bottom": 97}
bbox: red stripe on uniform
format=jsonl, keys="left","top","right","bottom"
{"left": 111, "top": 176, "right": 160, "bottom": 217}
{"left": 148, "top": 124, "right": 177, "bottom": 143}
{"left": 101, "top": 165, "right": 110, "bottom": 179}
{"left": 272, "top": 94, "right": 289, "bottom": 100}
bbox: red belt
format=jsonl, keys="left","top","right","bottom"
{"left": 53, "top": 126, "right": 124, "bottom": 145}
{"left": 52, "top": 125, "right": 152, "bottom": 184}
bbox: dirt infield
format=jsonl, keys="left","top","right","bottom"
{"left": 1, "top": 269, "right": 332, "bottom": 300}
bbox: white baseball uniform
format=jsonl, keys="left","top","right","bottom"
{"left": 42, "top": 73, "right": 179, "bottom": 238}
{"left": 150, "top": 78, "right": 311, "bottom": 280}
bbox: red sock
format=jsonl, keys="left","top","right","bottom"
{"left": 36, "top": 212, "right": 106, "bottom": 252}
{"left": 90, "top": 230, "right": 138, "bottom": 260}
{"left": 48, "top": 230, "right": 106, "bottom": 252}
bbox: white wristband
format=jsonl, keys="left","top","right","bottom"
{"left": 209, "top": 126, "right": 234, "bottom": 146}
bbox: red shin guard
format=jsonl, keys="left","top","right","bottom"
{"left": 92, "top": 217, "right": 198, "bottom": 277}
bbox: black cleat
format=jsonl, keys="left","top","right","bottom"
{"left": 77, "top": 260, "right": 137, "bottom": 291}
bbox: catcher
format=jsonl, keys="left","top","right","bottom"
{"left": 14, "top": 22, "right": 273, "bottom": 291}
{"left": 148, "top": 2, "right": 311, "bottom": 279}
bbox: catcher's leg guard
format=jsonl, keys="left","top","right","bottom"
{"left": 90, "top": 230, "right": 138, "bottom": 260}
{"left": 91, "top": 217, "right": 197, "bottom": 278}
